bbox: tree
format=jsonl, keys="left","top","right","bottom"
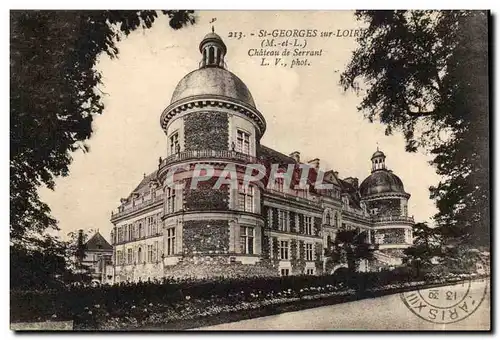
{"left": 340, "top": 11, "right": 489, "bottom": 247}
{"left": 328, "top": 229, "right": 375, "bottom": 273}
{"left": 65, "top": 229, "right": 95, "bottom": 282}
{"left": 10, "top": 235, "right": 68, "bottom": 290}
{"left": 10, "top": 10, "right": 196, "bottom": 247}
{"left": 403, "top": 222, "right": 442, "bottom": 276}
{"left": 10, "top": 229, "right": 100, "bottom": 290}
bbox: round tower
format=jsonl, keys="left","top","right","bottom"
{"left": 156, "top": 31, "right": 268, "bottom": 275}
{"left": 359, "top": 149, "right": 414, "bottom": 250}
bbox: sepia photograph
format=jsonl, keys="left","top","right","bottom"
{"left": 9, "top": 9, "right": 490, "bottom": 331}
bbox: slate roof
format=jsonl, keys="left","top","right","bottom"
{"left": 131, "top": 170, "right": 159, "bottom": 194}
{"left": 258, "top": 145, "right": 297, "bottom": 165}
{"left": 338, "top": 178, "right": 362, "bottom": 208}
{"left": 85, "top": 231, "right": 113, "bottom": 251}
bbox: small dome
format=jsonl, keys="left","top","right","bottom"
{"left": 170, "top": 67, "right": 256, "bottom": 108}
{"left": 359, "top": 170, "right": 406, "bottom": 197}
{"left": 202, "top": 32, "right": 223, "bottom": 42}
{"left": 199, "top": 32, "right": 226, "bottom": 53}
{"left": 371, "top": 150, "right": 386, "bottom": 159}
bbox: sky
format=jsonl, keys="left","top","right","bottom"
{"left": 39, "top": 10, "right": 441, "bottom": 241}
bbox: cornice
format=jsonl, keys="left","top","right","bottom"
{"left": 161, "top": 209, "right": 265, "bottom": 222}
{"left": 110, "top": 201, "right": 163, "bottom": 224}
{"left": 160, "top": 95, "right": 266, "bottom": 136}
{"left": 360, "top": 191, "right": 411, "bottom": 201}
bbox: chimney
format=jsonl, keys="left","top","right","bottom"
{"left": 333, "top": 171, "right": 339, "bottom": 177}
{"left": 308, "top": 158, "right": 320, "bottom": 170}
{"left": 77, "top": 229, "right": 84, "bottom": 247}
{"left": 76, "top": 229, "right": 85, "bottom": 262}
{"left": 289, "top": 151, "right": 300, "bottom": 163}
{"left": 344, "top": 177, "right": 359, "bottom": 189}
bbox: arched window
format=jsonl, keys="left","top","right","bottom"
{"left": 216, "top": 49, "right": 221, "bottom": 65}
{"left": 325, "top": 212, "right": 331, "bottom": 225}
{"left": 138, "top": 247, "right": 143, "bottom": 263}
{"left": 139, "top": 223, "right": 143, "bottom": 238}
{"left": 208, "top": 46, "right": 215, "bottom": 64}
{"left": 335, "top": 213, "right": 340, "bottom": 227}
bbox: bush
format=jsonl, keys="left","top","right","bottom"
{"left": 11, "top": 268, "right": 479, "bottom": 329}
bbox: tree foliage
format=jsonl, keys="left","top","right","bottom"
{"left": 10, "top": 235, "right": 68, "bottom": 290}
{"left": 341, "top": 10, "right": 489, "bottom": 247}
{"left": 10, "top": 229, "right": 100, "bottom": 290}
{"left": 327, "top": 229, "right": 374, "bottom": 273}
{"left": 10, "top": 10, "right": 195, "bottom": 246}
{"left": 403, "top": 222, "right": 442, "bottom": 275}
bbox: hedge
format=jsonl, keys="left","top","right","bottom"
{"left": 11, "top": 268, "right": 485, "bottom": 330}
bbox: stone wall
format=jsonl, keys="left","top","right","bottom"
{"left": 184, "top": 111, "right": 229, "bottom": 151}
{"left": 372, "top": 228, "right": 406, "bottom": 244}
{"left": 163, "top": 256, "right": 276, "bottom": 279}
{"left": 183, "top": 220, "right": 230, "bottom": 255}
{"left": 184, "top": 179, "right": 229, "bottom": 211}
{"left": 368, "top": 198, "right": 401, "bottom": 217}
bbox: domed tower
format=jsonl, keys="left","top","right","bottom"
{"left": 359, "top": 149, "right": 414, "bottom": 251}
{"left": 156, "top": 31, "right": 268, "bottom": 274}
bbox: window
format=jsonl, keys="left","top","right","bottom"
{"left": 306, "top": 268, "right": 314, "bottom": 275}
{"left": 147, "top": 245, "right": 153, "bottom": 263}
{"left": 208, "top": 46, "right": 215, "bottom": 64}
{"left": 117, "top": 227, "right": 124, "bottom": 243}
{"left": 137, "top": 247, "right": 142, "bottom": 263}
{"left": 236, "top": 130, "right": 250, "bottom": 154}
{"left": 169, "top": 132, "right": 179, "bottom": 155}
{"left": 335, "top": 213, "right": 340, "bottom": 227}
{"left": 238, "top": 184, "right": 254, "bottom": 212}
{"left": 153, "top": 217, "right": 158, "bottom": 235}
{"left": 153, "top": 241, "right": 159, "bottom": 262}
{"left": 279, "top": 240, "right": 289, "bottom": 260}
{"left": 304, "top": 216, "right": 313, "bottom": 235}
{"left": 405, "top": 229, "right": 413, "bottom": 244}
{"left": 123, "top": 225, "right": 128, "bottom": 242}
{"left": 127, "top": 248, "right": 133, "bottom": 264}
{"left": 166, "top": 187, "right": 176, "bottom": 214}
{"left": 267, "top": 208, "right": 273, "bottom": 228}
{"left": 128, "top": 224, "right": 133, "bottom": 240}
{"left": 342, "top": 196, "right": 349, "bottom": 208}
{"left": 278, "top": 210, "right": 288, "bottom": 232}
{"left": 275, "top": 177, "right": 284, "bottom": 192}
{"left": 166, "top": 227, "right": 176, "bottom": 256}
{"left": 147, "top": 216, "right": 156, "bottom": 236}
{"left": 325, "top": 213, "right": 331, "bottom": 225}
{"left": 240, "top": 226, "right": 255, "bottom": 254}
{"left": 116, "top": 250, "right": 123, "bottom": 265}
{"left": 138, "top": 223, "right": 144, "bottom": 238}
{"left": 305, "top": 243, "right": 313, "bottom": 261}
{"left": 280, "top": 268, "right": 290, "bottom": 276}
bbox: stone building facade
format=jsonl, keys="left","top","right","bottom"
{"left": 109, "top": 31, "right": 415, "bottom": 283}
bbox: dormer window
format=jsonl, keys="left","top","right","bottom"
{"left": 275, "top": 177, "right": 284, "bottom": 192}
{"left": 342, "top": 196, "right": 349, "bottom": 208}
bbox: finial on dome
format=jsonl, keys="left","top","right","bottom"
{"left": 212, "top": 25, "right": 215, "bottom": 33}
